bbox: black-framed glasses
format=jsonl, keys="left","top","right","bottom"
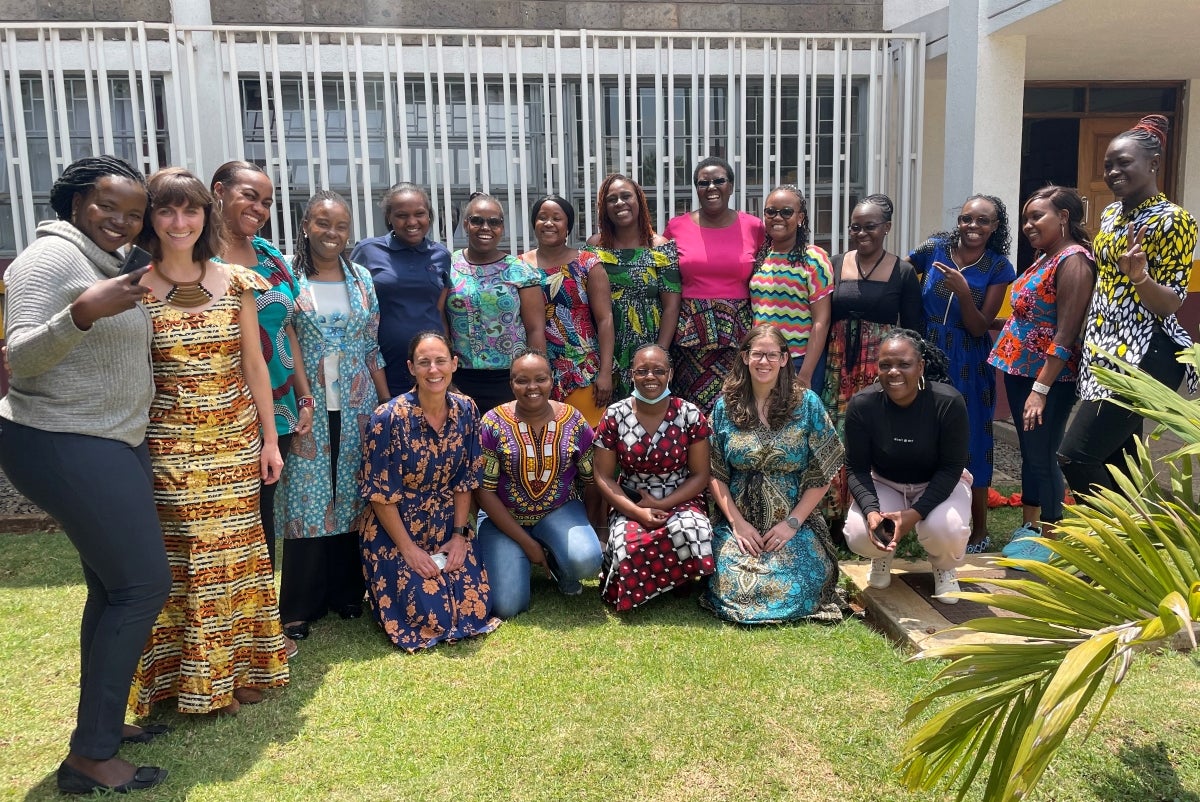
{"left": 746, "top": 350, "right": 785, "bottom": 363}
{"left": 467, "top": 215, "right": 504, "bottom": 229}
{"left": 632, "top": 367, "right": 670, "bottom": 378}
{"left": 848, "top": 222, "right": 883, "bottom": 234}
{"left": 764, "top": 207, "right": 796, "bottom": 219}
{"left": 957, "top": 214, "right": 994, "bottom": 227}
{"left": 694, "top": 177, "right": 729, "bottom": 189}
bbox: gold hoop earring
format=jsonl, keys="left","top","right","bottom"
{"left": 918, "top": 376, "right": 926, "bottom": 391}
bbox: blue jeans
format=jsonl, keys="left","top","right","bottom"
{"left": 476, "top": 500, "right": 603, "bottom": 618}
{"left": 1004, "top": 372, "right": 1076, "bottom": 523}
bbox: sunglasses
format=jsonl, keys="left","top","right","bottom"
{"left": 467, "top": 215, "right": 504, "bottom": 229}
{"left": 764, "top": 207, "right": 796, "bottom": 219}
{"left": 695, "top": 177, "right": 729, "bottom": 189}
{"left": 848, "top": 222, "right": 883, "bottom": 233}
{"left": 957, "top": 214, "right": 994, "bottom": 227}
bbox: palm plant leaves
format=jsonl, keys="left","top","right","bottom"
{"left": 897, "top": 346, "right": 1200, "bottom": 802}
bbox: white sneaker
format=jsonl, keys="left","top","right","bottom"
{"left": 868, "top": 555, "right": 893, "bottom": 589}
{"left": 933, "top": 567, "right": 960, "bottom": 604}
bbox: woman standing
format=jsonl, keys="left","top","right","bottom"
{"left": 820, "top": 194, "right": 922, "bottom": 521}
{"left": 748, "top": 184, "right": 834, "bottom": 389}
{"left": 519, "top": 194, "right": 614, "bottom": 425}
{"left": 349, "top": 182, "right": 450, "bottom": 398}
{"left": 702, "top": 325, "right": 845, "bottom": 625}
{"left": 989, "top": 186, "right": 1095, "bottom": 563}
{"left": 585, "top": 173, "right": 681, "bottom": 399}
{"left": 909, "top": 195, "right": 1016, "bottom": 550}
{"left": 665, "top": 157, "right": 764, "bottom": 413}
{"left": 131, "top": 167, "right": 288, "bottom": 717}
{"left": 276, "top": 191, "right": 390, "bottom": 639}
{"left": 476, "top": 351, "right": 604, "bottom": 618}
{"left": 593, "top": 345, "right": 715, "bottom": 610}
{"left": 0, "top": 157, "right": 170, "bottom": 794}
{"left": 1059, "top": 115, "right": 1197, "bottom": 495}
{"left": 358, "top": 331, "right": 500, "bottom": 650}
{"left": 210, "top": 161, "right": 313, "bottom": 578}
{"left": 446, "top": 192, "right": 546, "bottom": 413}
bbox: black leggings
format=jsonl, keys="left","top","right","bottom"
{"left": 0, "top": 419, "right": 171, "bottom": 760}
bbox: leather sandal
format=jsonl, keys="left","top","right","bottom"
{"left": 57, "top": 761, "right": 167, "bottom": 794}
{"left": 121, "top": 723, "right": 171, "bottom": 745}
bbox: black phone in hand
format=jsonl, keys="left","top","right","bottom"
{"left": 118, "top": 245, "right": 153, "bottom": 282}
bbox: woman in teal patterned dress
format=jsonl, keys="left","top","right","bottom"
{"left": 585, "top": 173, "right": 681, "bottom": 397}
{"left": 702, "top": 324, "right": 845, "bottom": 624}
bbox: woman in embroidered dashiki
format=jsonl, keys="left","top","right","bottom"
{"left": 1059, "top": 114, "right": 1197, "bottom": 495}
{"left": 276, "top": 192, "right": 390, "bottom": 641}
{"left": 585, "top": 174, "right": 680, "bottom": 399}
{"left": 130, "top": 168, "right": 288, "bottom": 717}
{"left": 358, "top": 332, "right": 500, "bottom": 650}
{"left": 593, "top": 345, "right": 714, "bottom": 610}
{"left": 909, "top": 194, "right": 1016, "bottom": 551}
{"left": 702, "top": 325, "right": 844, "bottom": 624}
{"left": 476, "top": 351, "right": 603, "bottom": 618}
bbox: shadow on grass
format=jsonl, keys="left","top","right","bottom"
{"left": 1089, "top": 739, "right": 1200, "bottom": 802}
{"left": 0, "top": 530, "right": 90, "bottom": 588}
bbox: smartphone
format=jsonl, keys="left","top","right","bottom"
{"left": 619, "top": 479, "right": 642, "bottom": 503}
{"left": 873, "top": 517, "right": 896, "bottom": 547}
{"left": 119, "top": 245, "right": 153, "bottom": 282}
{"left": 430, "top": 552, "right": 448, "bottom": 570}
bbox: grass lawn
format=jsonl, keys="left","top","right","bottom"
{"left": 2, "top": 507, "right": 1198, "bottom": 802}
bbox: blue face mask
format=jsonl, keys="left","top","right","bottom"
{"left": 632, "top": 386, "right": 672, "bottom": 404}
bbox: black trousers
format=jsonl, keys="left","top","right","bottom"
{"left": 1058, "top": 328, "right": 1186, "bottom": 496}
{"left": 0, "top": 419, "right": 171, "bottom": 760}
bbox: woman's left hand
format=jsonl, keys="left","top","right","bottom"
{"left": 761, "top": 521, "right": 797, "bottom": 553}
{"left": 261, "top": 442, "right": 284, "bottom": 484}
{"left": 444, "top": 533, "right": 469, "bottom": 573}
{"left": 295, "top": 406, "right": 314, "bottom": 436}
{"left": 592, "top": 373, "right": 613, "bottom": 408}
{"left": 1022, "top": 391, "right": 1047, "bottom": 432}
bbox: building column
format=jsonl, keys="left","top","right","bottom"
{"left": 170, "top": 0, "right": 227, "bottom": 177}
{"left": 941, "top": 0, "right": 1026, "bottom": 257}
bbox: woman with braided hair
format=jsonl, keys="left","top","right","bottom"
{"left": 0, "top": 155, "right": 170, "bottom": 793}
{"left": 842, "top": 329, "right": 972, "bottom": 605}
{"left": 1058, "top": 114, "right": 1197, "bottom": 496}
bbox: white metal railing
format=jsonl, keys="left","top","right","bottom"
{"left": 0, "top": 24, "right": 924, "bottom": 259}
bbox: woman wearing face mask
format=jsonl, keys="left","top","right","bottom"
{"left": 592, "top": 345, "right": 715, "bottom": 610}
{"left": 350, "top": 182, "right": 450, "bottom": 398}
{"left": 1059, "top": 115, "right": 1197, "bottom": 497}
{"left": 819, "top": 194, "right": 921, "bottom": 522}
{"left": 665, "top": 156, "right": 765, "bottom": 414}
{"left": 275, "top": 191, "right": 390, "bottom": 640}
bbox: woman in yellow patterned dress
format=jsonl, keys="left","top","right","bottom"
{"left": 129, "top": 168, "right": 288, "bottom": 717}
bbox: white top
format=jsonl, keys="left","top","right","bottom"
{"left": 309, "top": 279, "right": 353, "bottom": 412}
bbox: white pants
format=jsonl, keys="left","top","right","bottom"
{"left": 844, "top": 470, "right": 972, "bottom": 571}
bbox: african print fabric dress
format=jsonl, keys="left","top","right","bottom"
{"left": 523, "top": 251, "right": 602, "bottom": 401}
{"left": 130, "top": 264, "right": 288, "bottom": 716}
{"left": 358, "top": 392, "right": 500, "bottom": 650}
{"left": 596, "top": 396, "right": 715, "bottom": 610}
{"left": 701, "top": 393, "right": 846, "bottom": 624}
{"left": 584, "top": 242, "right": 681, "bottom": 398}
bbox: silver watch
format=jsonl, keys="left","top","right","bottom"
{"left": 786, "top": 515, "right": 801, "bottom": 531}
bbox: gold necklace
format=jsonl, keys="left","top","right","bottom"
{"left": 159, "top": 261, "right": 214, "bottom": 308}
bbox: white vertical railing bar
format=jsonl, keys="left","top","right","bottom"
{"left": 700, "top": 39, "right": 710, "bottom": 162}
{"left": 136, "top": 23, "right": 159, "bottom": 175}
{"left": 615, "top": 38, "right": 626, "bottom": 178}
{"left": 251, "top": 33, "right": 276, "bottom": 238}
{"left": 80, "top": 30, "right": 101, "bottom": 156}
{"left": 1, "top": 33, "right": 31, "bottom": 250}
{"left": 182, "top": 29, "right": 202, "bottom": 172}
{"left": 590, "top": 33, "right": 604, "bottom": 196}
{"left": 382, "top": 35, "right": 399, "bottom": 210}
{"left": 433, "top": 35, "right": 453, "bottom": 245}
{"left": 339, "top": 33, "right": 362, "bottom": 245}
{"left": 122, "top": 30, "right": 147, "bottom": 175}
{"left": 49, "top": 32, "right": 72, "bottom": 166}
{"left": 313, "top": 36, "right": 331, "bottom": 191}
{"left": 472, "top": 37, "right": 490, "bottom": 199}
{"left": 806, "top": 40, "right": 817, "bottom": 240}
{"left": 226, "top": 32, "right": 244, "bottom": 164}
{"left": 352, "top": 34, "right": 373, "bottom": 240}
{"left": 215, "top": 31, "right": 231, "bottom": 159}
{"left": 689, "top": 39, "right": 699, "bottom": 212}
{"left": 165, "top": 25, "right": 190, "bottom": 170}
{"left": 761, "top": 38, "right": 772, "bottom": 199}
{"left": 500, "top": 40, "right": 520, "bottom": 253}
{"left": 514, "top": 38, "right": 531, "bottom": 231}
{"left": 550, "top": 33, "right": 564, "bottom": 207}
{"left": 298, "top": 35, "right": 318, "bottom": 228}
{"left": 831, "top": 39, "right": 844, "bottom": 254}
{"left": 870, "top": 39, "right": 883, "bottom": 195}
{"left": 94, "top": 29, "right": 116, "bottom": 157}
{"left": 577, "top": 31, "right": 594, "bottom": 237}
{"left": 663, "top": 36, "right": 674, "bottom": 232}
{"left": 629, "top": 38, "right": 640, "bottom": 184}
{"left": 653, "top": 37, "right": 665, "bottom": 230}
{"left": 733, "top": 38, "right": 743, "bottom": 210}
{"left": 909, "top": 37, "right": 926, "bottom": 255}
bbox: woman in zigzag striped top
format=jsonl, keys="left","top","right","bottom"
{"left": 748, "top": 184, "right": 834, "bottom": 392}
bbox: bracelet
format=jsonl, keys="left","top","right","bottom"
{"left": 1031, "top": 381, "right": 1052, "bottom": 396}
{"left": 1132, "top": 272, "right": 1151, "bottom": 286}
{"left": 452, "top": 525, "right": 472, "bottom": 538}
{"left": 297, "top": 395, "right": 315, "bottom": 409}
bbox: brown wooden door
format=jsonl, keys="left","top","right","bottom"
{"left": 1076, "top": 116, "right": 1145, "bottom": 231}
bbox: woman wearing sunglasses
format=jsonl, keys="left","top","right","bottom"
{"left": 819, "top": 194, "right": 922, "bottom": 523}
{"left": 748, "top": 184, "right": 834, "bottom": 391}
{"left": 908, "top": 195, "right": 1017, "bottom": 552}
{"left": 446, "top": 192, "right": 546, "bottom": 412}
{"left": 664, "top": 156, "right": 765, "bottom": 414}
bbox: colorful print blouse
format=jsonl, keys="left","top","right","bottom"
{"left": 447, "top": 251, "right": 543, "bottom": 370}
{"left": 1079, "top": 194, "right": 1197, "bottom": 400}
{"left": 988, "top": 243, "right": 1092, "bottom": 381}
{"left": 750, "top": 245, "right": 835, "bottom": 360}
{"left": 522, "top": 250, "right": 602, "bottom": 398}
{"left": 480, "top": 402, "right": 595, "bottom": 526}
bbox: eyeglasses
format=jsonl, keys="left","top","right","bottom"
{"left": 747, "top": 350, "right": 785, "bottom": 363}
{"left": 413, "top": 357, "right": 453, "bottom": 369}
{"left": 632, "top": 367, "right": 670, "bottom": 378}
{"left": 605, "top": 191, "right": 637, "bottom": 205}
{"left": 763, "top": 207, "right": 796, "bottom": 219}
{"left": 957, "top": 214, "right": 994, "bottom": 227}
{"left": 467, "top": 215, "right": 504, "bottom": 229}
{"left": 848, "top": 222, "right": 883, "bottom": 234}
{"left": 694, "top": 177, "right": 729, "bottom": 189}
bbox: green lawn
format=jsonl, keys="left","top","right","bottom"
{"left": 2, "top": 523, "right": 1197, "bottom": 802}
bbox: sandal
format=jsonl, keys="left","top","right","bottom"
{"left": 121, "top": 723, "right": 171, "bottom": 745}
{"left": 57, "top": 762, "right": 167, "bottom": 794}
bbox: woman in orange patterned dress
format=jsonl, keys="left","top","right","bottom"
{"left": 129, "top": 168, "right": 288, "bottom": 716}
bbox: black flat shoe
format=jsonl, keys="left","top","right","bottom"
{"left": 121, "top": 723, "right": 171, "bottom": 745}
{"left": 57, "top": 762, "right": 167, "bottom": 794}
{"left": 283, "top": 621, "right": 309, "bottom": 640}
{"left": 337, "top": 604, "right": 363, "bottom": 620}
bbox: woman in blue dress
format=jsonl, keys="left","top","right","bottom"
{"left": 702, "top": 324, "right": 845, "bottom": 624}
{"left": 358, "top": 331, "right": 500, "bottom": 650}
{"left": 909, "top": 195, "right": 1016, "bottom": 550}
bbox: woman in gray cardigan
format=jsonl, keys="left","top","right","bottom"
{"left": 0, "top": 156, "right": 171, "bottom": 794}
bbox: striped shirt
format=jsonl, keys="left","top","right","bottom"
{"left": 749, "top": 245, "right": 834, "bottom": 360}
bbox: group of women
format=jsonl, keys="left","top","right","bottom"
{"left": 1, "top": 113, "right": 1194, "bottom": 794}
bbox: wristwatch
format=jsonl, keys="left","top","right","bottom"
{"left": 785, "top": 515, "right": 801, "bottom": 532}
